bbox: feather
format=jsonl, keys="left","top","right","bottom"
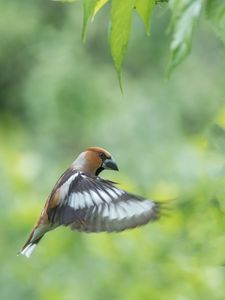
{"left": 47, "top": 172, "right": 163, "bottom": 233}
{"left": 19, "top": 147, "right": 165, "bottom": 257}
{"left": 20, "top": 243, "right": 37, "bottom": 258}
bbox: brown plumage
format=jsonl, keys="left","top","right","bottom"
{"left": 19, "top": 147, "right": 162, "bottom": 258}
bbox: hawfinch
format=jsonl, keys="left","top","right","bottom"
{"left": 19, "top": 147, "right": 162, "bottom": 257}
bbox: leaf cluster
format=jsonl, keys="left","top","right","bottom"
{"left": 55, "top": 0, "right": 225, "bottom": 83}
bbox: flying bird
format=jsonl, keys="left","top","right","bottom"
{"left": 19, "top": 147, "right": 163, "bottom": 257}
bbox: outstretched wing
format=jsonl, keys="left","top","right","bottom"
{"left": 48, "top": 172, "right": 161, "bottom": 233}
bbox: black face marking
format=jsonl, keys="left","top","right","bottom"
{"left": 95, "top": 166, "right": 104, "bottom": 176}
{"left": 96, "top": 152, "right": 110, "bottom": 176}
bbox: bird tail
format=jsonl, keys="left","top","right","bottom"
{"left": 18, "top": 232, "right": 44, "bottom": 258}
{"left": 18, "top": 224, "right": 50, "bottom": 258}
{"left": 20, "top": 242, "right": 39, "bottom": 258}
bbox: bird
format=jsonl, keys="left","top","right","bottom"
{"left": 19, "top": 147, "right": 163, "bottom": 258}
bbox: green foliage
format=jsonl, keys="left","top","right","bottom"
{"left": 206, "top": 0, "right": 225, "bottom": 43}
{"left": 110, "top": 0, "right": 135, "bottom": 87}
{"left": 135, "top": 0, "right": 155, "bottom": 34}
{"left": 82, "top": 0, "right": 99, "bottom": 41}
{"left": 167, "top": 0, "right": 203, "bottom": 74}
{"left": 54, "top": 0, "right": 225, "bottom": 82}
{"left": 92, "top": 0, "right": 109, "bottom": 20}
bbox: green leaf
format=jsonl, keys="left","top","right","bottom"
{"left": 206, "top": 0, "right": 225, "bottom": 43}
{"left": 168, "top": 0, "right": 203, "bottom": 74}
{"left": 110, "top": 0, "right": 135, "bottom": 87}
{"left": 92, "top": 0, "right": 109, "bottom": 21}
{"left": 82, "top": 0, "right": 98, "bottom": 42}
{"left": 135, "top": 0, "right": 155, "bottom": 35}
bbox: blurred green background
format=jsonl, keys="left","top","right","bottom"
{"left": 1, "top": 1, "right": 225, "bottom": 299}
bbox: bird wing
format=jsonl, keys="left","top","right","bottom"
{"left": 47, "top": 172, "right": 162, "bottom": 233}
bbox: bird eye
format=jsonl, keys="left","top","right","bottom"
{"left": 99, "top": 152, "right": 107, "bottom": 160}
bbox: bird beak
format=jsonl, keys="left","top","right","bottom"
{"left": 103, "top": 158, "right": 119, "bottom": 171}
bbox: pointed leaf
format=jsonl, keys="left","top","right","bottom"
{"left": 135, "top": 0, "right": 155, "bottom": 35}
{"left": 168, "top": 0, "right": 203, "bottom": 74}
{"left": 82, "top": 0, "right": 98, "bottom": 42}
{"left": 206, "top": 0, "right": 225, "bottom": 44}
{"left": 110, "top": 0, "right": 135, "bottom": 84}
{"left": 92, "top": 0, "right": 109, "bottom": 21}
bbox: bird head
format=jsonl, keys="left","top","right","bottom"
{"left": 72, "top": 147, "right": 119, "bottom": 176}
